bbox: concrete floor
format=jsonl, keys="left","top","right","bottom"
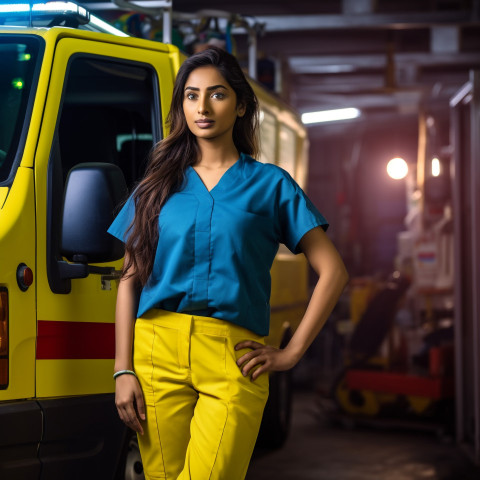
{"left": 247, "top": 391, "right": 480, "bottom": 480}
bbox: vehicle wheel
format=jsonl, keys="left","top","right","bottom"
{"left": 256, "top": 331, "right": 293, "bottom": 449}
{"left": 124, "top": 435, "right": 145, "bottom": 480}
{"left": 334, "top": 378, "right": 380, "bottom": 416}
{"left": 406, "top": 395, "right": 433, "bottom": 415}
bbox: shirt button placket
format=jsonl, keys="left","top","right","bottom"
{"left": 192, "top": 193, "right": 214, "bottom": 309}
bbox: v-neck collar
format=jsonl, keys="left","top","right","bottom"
{"left": 188, "top": 153, "right": 244, "bottom": 196}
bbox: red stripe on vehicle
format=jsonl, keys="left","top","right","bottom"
{"left": 37, "top": 320, "right": 115, "bottom": 359}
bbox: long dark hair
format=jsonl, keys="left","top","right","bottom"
{"left": 123, "top": 46, "right": 259, "bottom": 286}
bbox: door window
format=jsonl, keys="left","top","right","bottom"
{"left": 56, "top": 56, "right": 160, "bottom": 188}
{"left": 0, "top": 36, "right": 41, "bottom": 184}
{"left": 47, "top": 55, "right": 160, "bottom": 292}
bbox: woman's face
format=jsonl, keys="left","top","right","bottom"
{"left": 182, "top": 65, "right": 245, "bottom": 144}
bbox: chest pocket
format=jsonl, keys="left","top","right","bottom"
{"left": 215, "top": 204, "right": 277, "bottom": 260}
{"left": 232, "top": 208, "right": 275, "bottom": 242}
{"left": 158, "top": 193, "right": 199, "bottom": 243}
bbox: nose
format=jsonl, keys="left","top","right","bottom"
{"left": 198, "top": 95, "right": 209, "bottom": 114}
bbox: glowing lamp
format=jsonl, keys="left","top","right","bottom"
{"left": 387, "top": 157, "right": 408, "bottom": 180}
{"left": 301, "top": 107, "right": 360, "bottom": 125}
{"left": 431, "top": 157, "right": 441, "bottom": 177}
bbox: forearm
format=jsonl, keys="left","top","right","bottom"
{"left": 284, "top": 265, "right": 348, "bottom": 363}
{"left": 114, "top": 274, "right": 139, "bottom": 372}
{"left": 113, "top": 262, "right": 145, "bottom": 434}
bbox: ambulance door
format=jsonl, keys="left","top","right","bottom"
{"left": 33, "top": 37, "right": 172, "bottom": 476}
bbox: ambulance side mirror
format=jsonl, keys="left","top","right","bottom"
{"left": 59, "top": 163, "right": 128, "bottom": 280}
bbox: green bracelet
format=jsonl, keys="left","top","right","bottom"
{"left": 113, "top": 369, "right": 137, "bottom": 380}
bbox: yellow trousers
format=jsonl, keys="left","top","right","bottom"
{"left": 133, "top": 309, "right": 269, "bottom": 480}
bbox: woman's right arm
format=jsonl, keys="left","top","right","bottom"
{"left": 114, "top": 253, "right": 145, "bottom": 435}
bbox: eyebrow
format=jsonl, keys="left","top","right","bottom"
{"left": 184, "top": 84, "right": 228, "bottom": 92}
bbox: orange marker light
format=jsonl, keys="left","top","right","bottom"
{"left": 23, "top": 267, "right": 33, "bottom": 287}
{"left": 17, "top": 264, "right": 33, "bottom": 291}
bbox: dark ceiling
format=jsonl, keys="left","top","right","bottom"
{"left": 83, "top": 0, "right": 480, "bottom": 120}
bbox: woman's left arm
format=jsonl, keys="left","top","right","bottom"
{"left": 236, "top": 227, "right": 349, "bottom": 381}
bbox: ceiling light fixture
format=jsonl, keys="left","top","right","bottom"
{"left": 301, "top": 107, "right": 361, "bottom": 125}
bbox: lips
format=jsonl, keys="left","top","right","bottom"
{"left": 195, "top": 119, "right": 215, "bottom": 128}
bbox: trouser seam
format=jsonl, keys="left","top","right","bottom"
{"left": 208, "top": 401, "right": 230, "bottom": 480}
{"left": 150, "top": 326, "right": 167, "bottom": 478}
{"left": 207, "top": 336, "right": 229, "bottom": 480}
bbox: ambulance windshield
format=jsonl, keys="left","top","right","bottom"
{"left": 0, "top": 37, "right": 40, "bottom": 184}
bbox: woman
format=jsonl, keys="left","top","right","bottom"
{"left": 108, "top": 46, "right": 348, "bottom": 480}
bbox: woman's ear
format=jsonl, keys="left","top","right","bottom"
{"left": 237, "top": 103, "right": 246, "bottom": 117}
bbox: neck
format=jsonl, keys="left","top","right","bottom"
{"left": 196, "top": 139, "right": 239, "bottom": 168}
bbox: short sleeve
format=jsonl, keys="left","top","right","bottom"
{"left": 107, "top": 195, "right": 135, "bottom": 244}
{"left": 277, "top": 173, "right": 328, "bottom": 254}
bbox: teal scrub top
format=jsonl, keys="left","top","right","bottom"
{"left": 108, "top": 153, "right": 328, "bottom": 336}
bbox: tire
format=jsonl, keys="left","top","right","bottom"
{"left": 334, "top": 378, "right": 380, "bottom": 416}
{"left": 123, "top": 434, "right": 145, "bottom": 480}
{"left": 256, "top": 330, "right": 293, "bottom": 449}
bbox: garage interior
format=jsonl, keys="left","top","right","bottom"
{"left": 78, "top": 0, "right": 480, "bottom": 477}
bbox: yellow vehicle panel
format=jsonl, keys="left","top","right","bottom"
{"left": 268, "top": 252, "right": 309, "bottom": 347}
{"left": 0, "top": 187, "right": 7, "bottom": 208}
{"left": 37, "top": 359, "right": 115, "bottom": 396}
{"left": 0, "top": 167, "right": 36, "bottom": 401}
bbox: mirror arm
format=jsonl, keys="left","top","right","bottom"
{"left": 58, "top": 254, "right": 119, "bottom": 280}
{"left": 89, "top": 265, "right": 117, "bottom": 275}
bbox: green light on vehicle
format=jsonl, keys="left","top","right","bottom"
{"left": 19, "top": 53, "right": 31, "bottom": 61}
{"left": 12, "top": 78, "right": 24, "bottom": 90}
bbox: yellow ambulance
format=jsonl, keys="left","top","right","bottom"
{"left": 0, "top": 3, "right": 310, "bottom": 478}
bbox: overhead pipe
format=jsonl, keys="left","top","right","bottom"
{"left": 113, "top": 0, "right": 172, "bottom": 43}
{"left": 113, "top": 1, "right": 264, "bottom": 80}
{"left": 173, "top": 10, "right": 263, "bottom": 80}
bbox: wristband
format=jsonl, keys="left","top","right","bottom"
{"left": 113, "top": 369, "right": 137, "bottom": 380}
